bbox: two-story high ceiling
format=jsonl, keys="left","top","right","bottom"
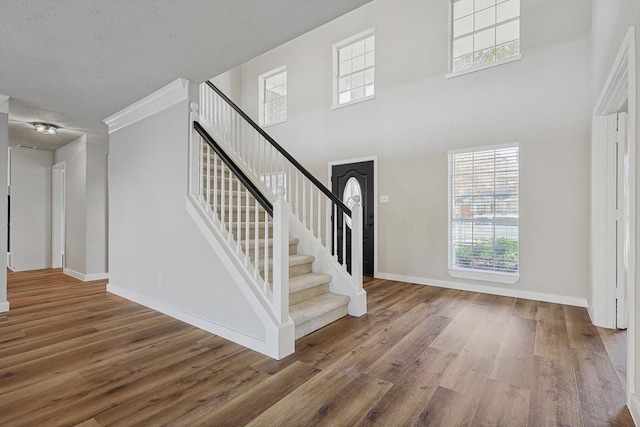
{"left": 0, "top": 0, "right": 370, "bottom": 144}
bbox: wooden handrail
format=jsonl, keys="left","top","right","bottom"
{"left": 194, "top": 121, "right": 274, "bottom": 217}
{"left": 205, "top": 81, "right": 352, "bottom": 217}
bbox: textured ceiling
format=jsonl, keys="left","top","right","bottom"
{"left": 0, "top": 0, "right": 370, "bottom": 145}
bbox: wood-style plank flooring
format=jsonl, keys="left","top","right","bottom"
{"left": 0, "top": 269, "right": 633, "bottom": 426}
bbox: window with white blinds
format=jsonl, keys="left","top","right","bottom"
{"left": 450, "top": 0, "right": 520, "bottom": 74}
{"left": 259, "top": 66, "right": 287, "bottom": 126}
{"left": 448, "top": 144, "right": 519, "bottom": 280}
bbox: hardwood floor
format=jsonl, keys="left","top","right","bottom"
{"left": 0, "top": 269, "right": 633, "bottom": 426}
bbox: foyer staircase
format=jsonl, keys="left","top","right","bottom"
{"left": 204, "top": 153, "right": 350, "bottom": 339}
{"left": 186, "top": 81, "right": 366, "bottom": 359}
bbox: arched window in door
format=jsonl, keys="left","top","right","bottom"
{"left": 343, "top": 176, "right": 361, "bottom": 228}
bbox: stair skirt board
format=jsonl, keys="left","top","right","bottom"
{"left": 106, "top": 283, "right": 275, "bottom": 357}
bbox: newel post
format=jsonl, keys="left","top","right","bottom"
{"left": 350, "top": 195, "right": 364, "bottom": 289}
{"left": 273, "top": 186, "right": 290, "bottom": 323}
{"left": 188, "top": 102, "right": 200, "bottom": 197}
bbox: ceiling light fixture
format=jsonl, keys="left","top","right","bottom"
{"left": 33, "top": 122, "right": 58, "bottom": 135}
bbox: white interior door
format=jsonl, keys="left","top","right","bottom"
{"left": 615, "top": 113, "right": 629, "bottom": 329}
{"left": 52, "top": 162, "right": 65, "bottom": 268}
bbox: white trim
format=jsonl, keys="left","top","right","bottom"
{"left": 0, "top": 95, "right": 9, "bottom": 114}
{"left": 104, "top": 78, "right": 189, "bottom": 134}
{"left": 328, "top": 156, "right": 378, "bottom": 278}
{"left": 0, "top": 301, "right": 9, "bottom": 313}
{"left": 63, "top": 268, "right": 84, "bottom": 281}
{"left": 590, "top": 25, "right": 637, "bottom": 407}
{"left": 63, "top": 268, "right": 108, "bottom": 282}
{"left": 85, "top": 273, "right": 109, "bottom": 281}
{"left": 185, "top": 195, "right": 295, "bottom": 358}
{"left": 376, "top": 272, "right": 588, "bottom": 308}
{"left": 447, "top": 143, "right": 519, "bottom": 279}
{"left": 630, "top": 393, "right": 640, "bottom": 426}
{"left": 52, "top": 162, "right": 65, "bottom": 269}
{"left": 448, "top": 268, "right": 519, "bottom": 284}
{"left": 447, "top": 141, "right": 519, "bottom": 155}
{"left": 261, "top": 118, "right": 287, "bottom": 128}
{"left": 332, "top": 28, "right": 375, "bottom": 108}
{"left": 106, "top": 283, "right": 270, "bottom": 356}
{"left": 331, "top": 94, "right": 376, "bottom": 110}
{"left": 445, "top": 54, "right": 522, "bottom": 79}
{"left": 258, "top": 65, "right": 287, "bottom": 126}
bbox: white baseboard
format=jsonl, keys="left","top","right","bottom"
{"left": 630, "top": 393, "right": 640, "bottom": 425}
{"left": 106, "top": 283, "right": 270, "bottom": 357}
{"left": 63, "top": 268, "right": 84, "bottom": 281}
{"left": 0, "top": 301, "right": 9, "bottom": 313}
{"left": 375, "top": 272, "right": 589, "bottom": 308}
{"left": 63, "top": 268, "right": 109, "bottom": 282}
{"left": 85, "top": 272, "right": 109, "bottom": 281}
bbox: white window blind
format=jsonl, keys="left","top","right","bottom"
{"left": 333, "top": 31, "right": 375, "bottom": 107}
{"left": 259, "top": 67, "right": 287, "bottom": 125}
{"left": 450, "top": 0, "right": 520, "bottom": 73}
{"left": 448, "top": 145, "right": 519, "bottom": 276}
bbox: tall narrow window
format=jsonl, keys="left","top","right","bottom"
{"left": 450, "top": 0, "right": 520, "bottom": 75}
{"left": 259, "top": 66, "right": 287, "bottom": 126}
{"left": 448, "top": 144, "right": 519, "bottom": 283}
{"left": 333, "top": 30, "right": 375, "bottom": 108}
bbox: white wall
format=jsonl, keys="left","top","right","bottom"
{"left": 9, "top": 148, "right": 53, "bottom": 271}
{"left": 0, "top": 98, "right": 8, "bottom": 311}
{"left": 86, "top": 139, "right": 108, "bottom": 277}
{"left": 108, "top": 85, "right": 264, "bottom": 341}
{"left": 54, "top": 135, "right": 109, "bottom": 280}
{"left": 216, "top": 0, "right": 592, "bottom": 303}
{"left": 55, "top": 136, "right": 87, "bottom": 276}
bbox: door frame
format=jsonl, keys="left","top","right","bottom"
{"left": 591, "top": 26, "right": 636, "bottom": 402}
{"left": 328, "top": 156, "right": 378, "bottom": 278}
{"left": 52, "top": 161, "right": 65, "bottom": 269}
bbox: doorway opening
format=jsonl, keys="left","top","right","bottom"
{"left": 591, "top": 26, "right": 636, "bottom": 403}
{"left": 52, "top": 162, "right": 65, "bottom": 269}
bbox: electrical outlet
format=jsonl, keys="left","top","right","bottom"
{"left": 380, "top": 195, "right": 390, "bottom": 203}
{"left": 158, "top": 273, "right": 163, "bottom": 286}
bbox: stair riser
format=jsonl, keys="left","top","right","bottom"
{"left": 290, "top": 284, "right": 330, "bottom": 306}
{"left": 215, "top": 209, "right": 266, "bottom": 222}
{"left": 295, "top": 305, "right": 348, "bottom": 339}
{"left": 260, "top": 261, "right": 313, "bottom": 283}
{"left": 228, "top": 226, "right": 273, "bottom": 240}
{"left": 246, "top": 243, "right": 297, "bottom": 260}
{"left": 289, "top": 262, "right": 313, "bottom": 278}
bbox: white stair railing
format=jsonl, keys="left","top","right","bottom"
{"left": 191, "top": 111, "right": 290, "bottom": 326}
{"left": 199, "top": 82, "right": 363, "bottom": 292}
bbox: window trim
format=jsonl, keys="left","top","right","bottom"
{"left": 447, "top": 143, "right": 520, "bottom": 284}
{"left": 258, "top": 65, "right": 287, "bottom": 127}
{"left": 447, "top": 0, "right": 522, "bottom": 78}
{"left": 445, "top": 53, "right": 522, "bottom": 79}
{"left": 332, "top": 28, "right": 376, "bottom": 110}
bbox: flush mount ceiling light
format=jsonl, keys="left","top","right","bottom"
{"left": 32, "top": 122, "right": 58, "bottom": 135}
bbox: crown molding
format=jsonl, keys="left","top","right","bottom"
{"left": 104, "top": 78, "right": 189, "bottom": 134}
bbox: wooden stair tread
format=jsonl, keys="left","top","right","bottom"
{"left": 289, "top": 293, "right": 350, "bottom": 325}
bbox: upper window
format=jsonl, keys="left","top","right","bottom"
{"left": 450, "top": 0, "right": 520, "bottom": 75}
{"left": 259, "top": 66, "right": 287, "bottom": 126}
{"left": 448, "top": 144, "right": 519, "bottom": 283}
{"left": 333, "top": 30, "right": 375, "bottom": 108}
